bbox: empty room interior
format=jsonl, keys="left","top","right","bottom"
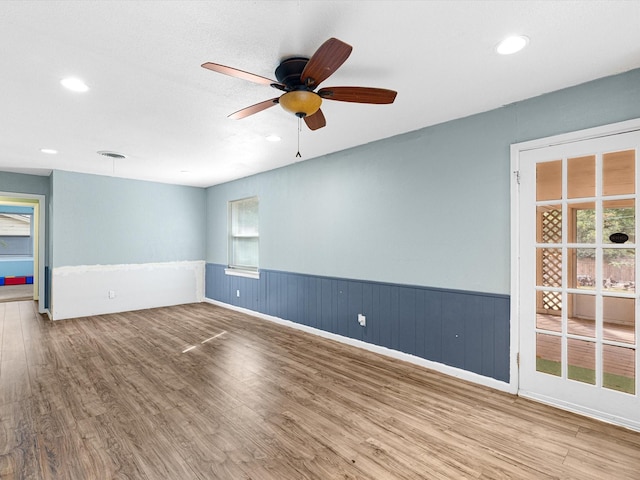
{"left": 2, "top": 1, "right": 640, "bottom": 479}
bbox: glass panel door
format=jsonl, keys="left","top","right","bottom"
{"left": 518, "top": 131, "right": 640, "bottom": 430}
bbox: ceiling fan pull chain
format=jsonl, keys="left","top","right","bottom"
{"left": 296, "top": 117, "right": 302, "bottom": 158}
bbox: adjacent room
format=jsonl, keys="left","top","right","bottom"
{"left": 1, "top": 1, "right": 640, "bottom": 478}
{"left": 0, "top": 205, "right": 34, "bottom": 302}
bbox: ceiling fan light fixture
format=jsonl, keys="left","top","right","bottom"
{"left": 202, "top": 37, "right": 396, "bottom": 130}
{"left": 279, "top": 91, "right": 322, "bottom": 117}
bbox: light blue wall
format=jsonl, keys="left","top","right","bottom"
{"left": 0, "top": 172, "right": 49, "bottom": 197}
{"left": 0, "top": 258, "right": 33, "bottom": 277}
{"left": 515, "top": 68, "right": 640, "bottom": 143}
{"left": 51, "top": 170, "right": 206, "bottom": 267}
{"left": 206, "top": 68, "right": 640, "bottom": 295}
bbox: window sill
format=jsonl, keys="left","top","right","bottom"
{"left": 224, "top": 268, "right": 260, "bottom": 279}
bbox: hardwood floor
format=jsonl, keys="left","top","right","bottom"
{"left": 0, "top": 285, "right": 32, "bottom": 303}
{"left": 1, "top": 301, "right": 639, "bottom": 479}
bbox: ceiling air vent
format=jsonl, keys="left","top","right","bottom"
{"left": 97, "top": 151, "right": 127, "bottom": 159}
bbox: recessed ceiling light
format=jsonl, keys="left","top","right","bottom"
{"left": 266, "top": 135, "right": 281, "bottom": 142}
{"left": 40, "top": 148, "right": 58, "bottom": 154}
{"left": 61, "top": 77, "right": 89, "bottom": 92}
{"left": 496, "top": 35, "right": 529, "bottom": 55}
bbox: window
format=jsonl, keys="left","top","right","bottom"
{"left": 226, "top": 196, "right": 259, "bottom": 278}
{"left": 0, "top": 214, "right": 33, "bottom": 256}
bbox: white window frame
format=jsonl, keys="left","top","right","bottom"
{"left": 225, "top": 196, "right": 260, "bottom": 279}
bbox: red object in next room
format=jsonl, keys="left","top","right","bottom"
{"left": 4, "top": 276, "right": 27, "bottom": 285}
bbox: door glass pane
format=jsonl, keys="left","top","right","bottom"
{"left": 537, "top": 205, "right": 562, "bottom": 243}
{"left": 568, "top": 339, "right": 595, "bottom": 385}
{"left": 568, "top": 155, "right": 595, "bottom": 199}
{"left": 536, "top": 333, "right": 561, "bottom": 376}
{"left": 537, "top": 289, "right": 562, "bottom": 318}
{"left": 537, "top": 160, "right": 562, "bottom": 201}
{"left": 602, "top": 248, "right": 635, "bottom": 293}
{"left": 603, "top": 344, "right": 636, "bottom": 394}
{"left": 537, "top": 248, "right": 562, "bottom": 287}
{"left": 603, "top": 296, "right": 635, "bottom": 344}
{"left": 568, "top": 248, "right": 596, "bottom": 290}
{"left": 537, "top": 311, "right": 562, "bottom": 332}
{"left": 571, "top": 203, "right": 596, "bottom": 244}
{"left": 567, "top": 293, "right": 595, "bottom": 338}
{"left": 603, "top": 150, "right": 635, "bottom": 196}
{"left": 603, "top": 200, "right": 635, "bottom": 244}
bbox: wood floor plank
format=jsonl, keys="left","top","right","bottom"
{"left": 77, "top": 414, "right": 151, "bottom": 480}
{"left": 0, "top": 401, "right": 40, "bottom": 479}
{"left": 0, "top": 360, "right": 32, "bottom": 406}
{"left": 0, "top": 300, "right": 639, "bottom": 479}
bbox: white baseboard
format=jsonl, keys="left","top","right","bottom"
{"left": 204, "top": 298, "right": 513, "bottom": 394}
{"left": 519, "top": 389, "right": 640, "bottom": 432}
{"left": 51, "top": 261, "right": 205, "bottom": 320}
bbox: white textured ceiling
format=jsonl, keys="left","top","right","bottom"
{"left": 1, "top": 1, "right": 639, "bottom": 187}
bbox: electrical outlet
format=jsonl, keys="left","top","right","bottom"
{"left": 108, "top": 290, "right": 116, "bottom": 299}
{"left": 358, "top": 313, "right": 366, "bottom": 326}
{"left": 236, "top": 290, "right": 240, "bottom": 297}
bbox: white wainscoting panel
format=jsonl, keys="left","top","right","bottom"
{"left": 51, "top": 261, "right": 205, "bottom": 320}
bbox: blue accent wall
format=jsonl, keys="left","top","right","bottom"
{"left": 206, "top": 264, "right": 510, "bottom": 382}
{"left": 205, "top": 69, "right": 640, "bottom": 384}
{"left": 44, "top": 265, "right": 50, "bottom": 309}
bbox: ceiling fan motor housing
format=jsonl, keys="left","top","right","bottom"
{"left": 274, "top": 57, "right": 310, "bottom": 89}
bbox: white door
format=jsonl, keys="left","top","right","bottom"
{"left": 517, "top": 129, "right": 640, "bottom": 430}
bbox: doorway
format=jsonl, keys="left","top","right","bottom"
{"left": 0, "top": 193, "right": 46, "bottom": 313}
{"left": 512, "top": 120, "right": 640, "bottom": 431}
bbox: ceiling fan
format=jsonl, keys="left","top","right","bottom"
{"left": 202, "top": 38, "right": 397, "bottom": 131}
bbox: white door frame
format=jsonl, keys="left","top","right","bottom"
{"left": 0, "top": 191, "right": 47, "bottom": 314}
{"left": 510, "top": 117, "right": 640, "bottom": 399}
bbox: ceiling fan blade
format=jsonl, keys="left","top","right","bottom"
{"left": 300, "top": 38, "right": 352, "bottom": 88}
{"left": 304, "top": 109, "right": 326, "bottom": 130}
{"left": 202, "top": 62, "right": 284, "bottom": 88}
{"left": 228, "top": 98, "right": 280, "bottom": 120}
{"left": 318, "top": 87, "right": 397, "bottom": 104}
